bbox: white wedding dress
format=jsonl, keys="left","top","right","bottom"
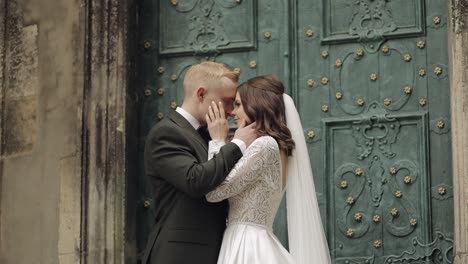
{"left": 206, "top": 136, "right": 295, "bottom": 264}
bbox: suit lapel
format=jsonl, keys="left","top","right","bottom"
{"left": 169, "top": 111, "right": 208, "bottom": 152}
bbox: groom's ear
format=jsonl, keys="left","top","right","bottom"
{"left": 195, "top": 87, "right": 206, "bottom": 101}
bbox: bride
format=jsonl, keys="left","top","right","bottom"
{"left": 204, "top": 75, "right": 331, "bottom": 264}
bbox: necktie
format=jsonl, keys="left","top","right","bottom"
{"left": 197, "top": 126, "right": 210, "bottom": 143}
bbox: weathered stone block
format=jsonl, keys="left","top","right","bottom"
{"left": 3, "top": 97, "right": 37, "bottom": 156}
{"left": 452, "top": 0, "right": 468, "bottom": 32}
{"left": 2, "top": 20, "right": 38, "bottom": 157}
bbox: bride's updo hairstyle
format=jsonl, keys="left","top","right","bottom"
{"left": 237, "top": 75, "right": 295, "bottom": 156}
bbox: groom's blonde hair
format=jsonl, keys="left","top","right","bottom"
{"left": 183, "top": 62, "right": 239, "bottom": 96}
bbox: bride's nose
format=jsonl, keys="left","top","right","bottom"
{"left": 231, "top": 107, "right": 237, "bottom": 117}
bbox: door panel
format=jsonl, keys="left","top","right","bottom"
{"left": 136, "top": 0, "right": 453, "bottom": 263}
{"left": 295, "top": 0, "right": 453, "bottom": 262}
{"left": 159, "top": 0, "right": 257, "bottom": 55}
{"left": 136, "top": 0, "right": 291, "bottom": 254}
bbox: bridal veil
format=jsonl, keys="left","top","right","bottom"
{"left": 284, "top": 94, "right": 332, "bottom": 264}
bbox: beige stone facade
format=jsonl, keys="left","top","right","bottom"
{"left": 0, "top": 0, "right": 84, "bottom": 263}
{"left": 0, "top": 0, "right": 467, "bottom": 263}
{"left": 449, "top": 1, "right": 468, "bottom": 262}
{"left": 0, "top": 0, "right": 130, "bottom": 263}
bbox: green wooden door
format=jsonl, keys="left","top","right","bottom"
{"left": 135, "top": 1, "right": 453, "bottom": 263}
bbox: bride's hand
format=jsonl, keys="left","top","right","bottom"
{"left": 206, "top": 101, "right": 229, "bottom": 143}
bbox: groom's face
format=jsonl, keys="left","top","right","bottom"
{"left": 202, "top": 77, "right": 237, "bottom": 118}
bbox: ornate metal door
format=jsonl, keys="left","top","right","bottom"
{"left": 135, "top": 1, "right": 453, "bottom": 263}
{"left": 135, "top": 0, "right": 292, "bottom": 258}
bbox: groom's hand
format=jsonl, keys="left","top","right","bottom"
{"left": 233, "top": 121, "right": 257, "bottom": 147}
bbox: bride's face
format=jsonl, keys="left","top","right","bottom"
{"left": 231, "top": 92, "right": 252, "bottom": 127}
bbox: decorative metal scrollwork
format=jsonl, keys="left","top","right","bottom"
{"left": 384, "top": 232, "right": 453, "bottom": 264}
{"left": 377, "top": 42, "right": 415, "bottom": 111}
{"left": 186, "top": 13, "right": 229, "bottom": 53}
{"left": 330, "top": 49, "right": 368, "bottom": 115}
{"left": 352, "top": 103, "right": 401, "bottom": 160}
{"left": 349, "top": 0, "right": 397, "bottom": 51}
{"left": 368, "top": 157, "right": 385, "bottom": 206}
{"left": 169, "top": 0, "right": 247, "bottom": 54}
{"left": 384, "top": 159, "right": 419, "bottom": 237}
{"left": 335, "top": 163, "right": 370, "bottom": 239}
{"left": 332, "top": 42, "right": 414, "bottom": 115}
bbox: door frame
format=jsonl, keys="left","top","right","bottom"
{"left": 80, "top": 1, "right": 468, "bottom": 263}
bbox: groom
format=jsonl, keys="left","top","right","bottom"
{"left": 142, "top": 62, "right": 257, "bottom": 264}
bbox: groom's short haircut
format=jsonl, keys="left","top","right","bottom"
{"left": 183, "top": 62, "right": 239, "bottom": 96}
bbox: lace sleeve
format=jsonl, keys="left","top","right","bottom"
{"left": 208, "top": 140, "right": 226, "bottom": 160}
{"left": 206, "top": 136, "right": 279, "bottom": 202}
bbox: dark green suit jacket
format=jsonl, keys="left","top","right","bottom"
{"left": 142, "top": 111, "right": 243, "bottom": 264}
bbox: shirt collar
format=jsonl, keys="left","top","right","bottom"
{"left": 176, "top": 107, "right": 201, "bottom": 130}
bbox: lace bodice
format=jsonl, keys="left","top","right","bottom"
{"left": 206, "top": 136, "right": 284, "bottom": 228}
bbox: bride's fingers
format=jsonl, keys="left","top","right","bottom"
{"left": 218, "top": 102, "right": 225, "bottom": 119}
{"left": 238, "top": 119, "right": 246, "bottom": 128}
{"left": 211, "top": 101, "right": 221, "bottom": 119}
{"left": 208, "top": 105, "right": 216, "bottom": 122}
{"left": 205, "top": 114, "right": 211, "bottom": 124}
{"left": 245, "top": 122, "right": 256, "bottom": 129}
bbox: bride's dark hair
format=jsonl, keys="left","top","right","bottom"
{"left": 237, "top": 75, "right": 295, "bottom": 156}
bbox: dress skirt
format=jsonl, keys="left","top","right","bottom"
{"left": 217, "top": 222, "right": 295, "bottom": 264}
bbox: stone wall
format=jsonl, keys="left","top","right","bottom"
{"left": 0, "top": 0, "right": 135, "bottom": 263}
{"left": 0, "top": 0, "right": 84, "bottom": 264}
{"left": 449, "top": 1, "right": 468, "bottom": 263}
